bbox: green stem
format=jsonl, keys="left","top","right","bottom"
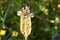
{"left": 0, "top": 36, "right": 1, "bottom": 40}
{"left": 3, "top": 5, "right": 11, "bottom": 29}
{"left": 3, "top": 0, "right": 13, "bottom": 29}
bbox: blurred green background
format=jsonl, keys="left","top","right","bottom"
{"left": 0, "top": 0, "right": 60, "bottom": 40}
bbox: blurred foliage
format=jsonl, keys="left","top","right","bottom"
{"left": 0, "top": 0, "right": 60, "bottom": 40}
